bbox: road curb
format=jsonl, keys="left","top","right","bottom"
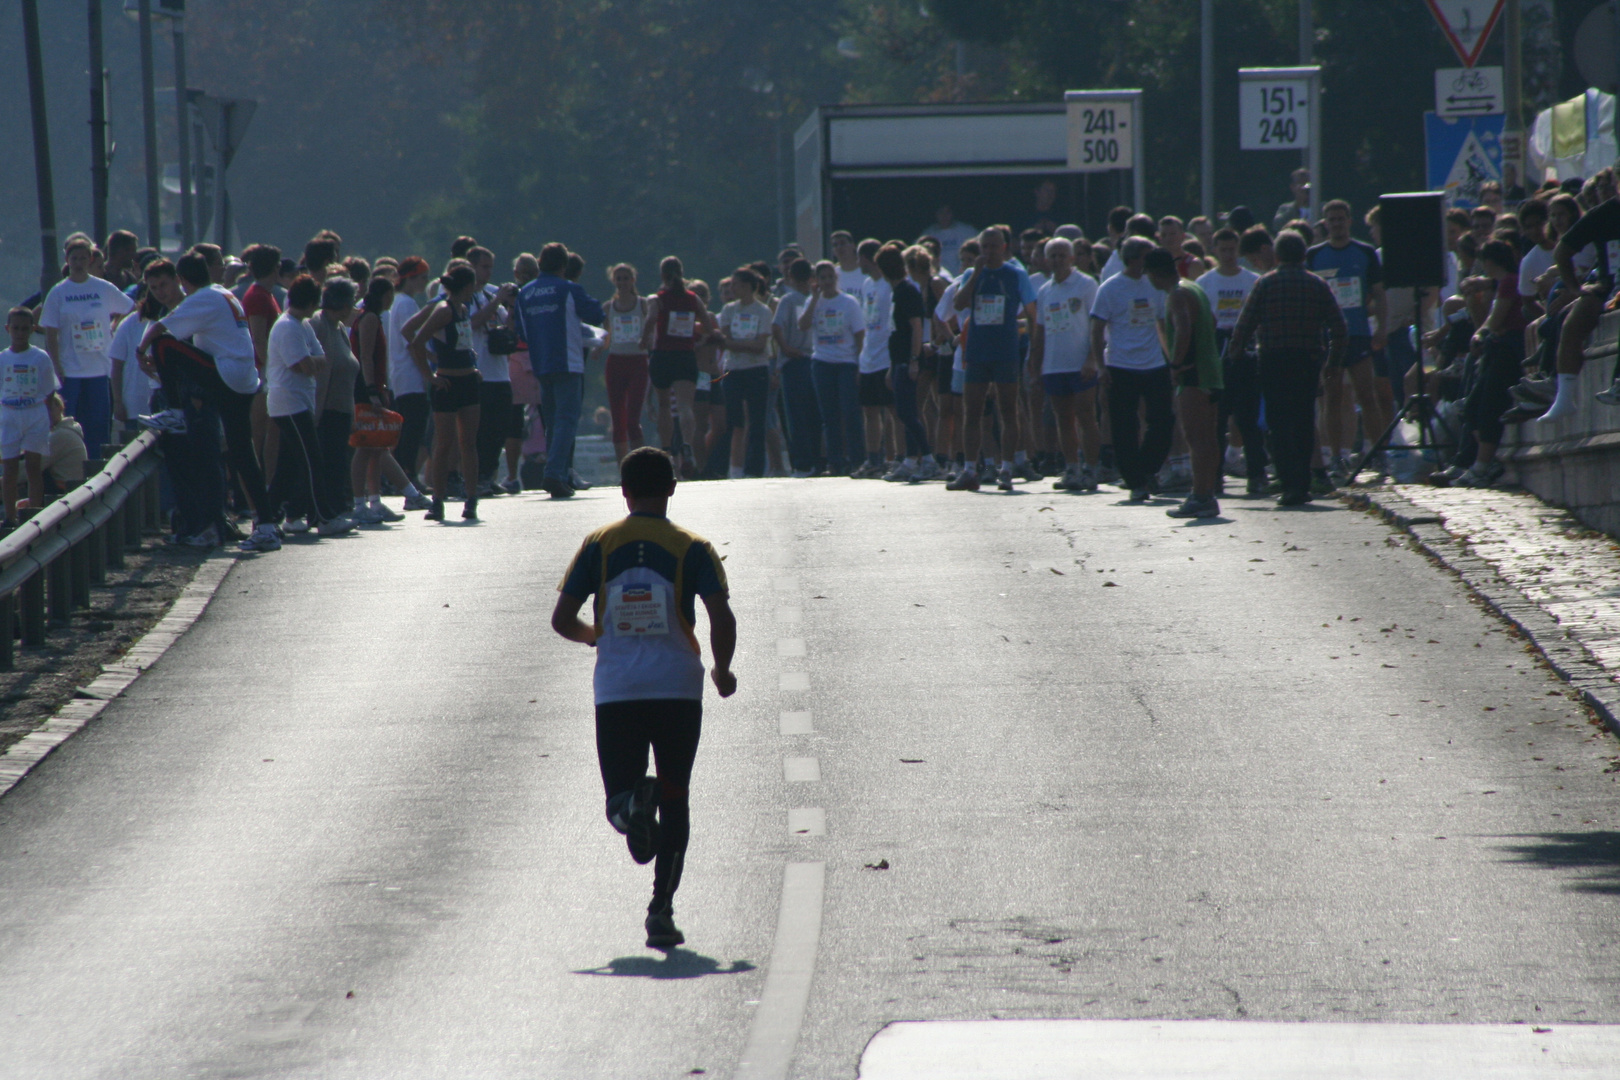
{"left": 1346, "top": 487, "right": 1620, "bottom": 737}
{"left": 0, "top": 552, "right": 238, "bottom": 797}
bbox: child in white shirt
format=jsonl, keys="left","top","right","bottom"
{"left": 3, "top": 308, "right": 59, "bottom": 527}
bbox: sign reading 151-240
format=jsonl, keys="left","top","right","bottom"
{"left": 1240, "top": 78, "right": 1311, "bottom": 150}
{"left": 1066, "top": 99, "right": 1134, "bottom": 171}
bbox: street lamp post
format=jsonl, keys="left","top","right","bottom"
{"left": 21, "top": 0, "right": 59, "bottom": 299}
{"left": 137, "top": 0, "right": 162, "bottom": 249}
{"left": 170, "top": 10, "right": 194, "bottom": 249}
{"left": 90, "top": 0, "right": 109, "bottom": 244}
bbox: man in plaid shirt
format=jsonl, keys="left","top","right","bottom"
{"left": 1227, "top": 231, "right": 1347, "bottom": 506}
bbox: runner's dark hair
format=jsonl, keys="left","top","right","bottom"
{"left": 620, "top": 446, "right": 677, "bottom": 498}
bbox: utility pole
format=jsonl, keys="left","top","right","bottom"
{"left": 1299, "top": 0, "right": 1313, "bottom": 181}
{"left": 1201, "top": 0, "right": 1214, "bottom": 218}
{"left": 138, "top": 0, "right": 161, "bottom": 249}
{"left": 1503, "top": 0, "right": 1523, "bottom": 189}
{"left": 89, "top": 0, "right": 109, "bottom": 244}
{"left": 171, "top": 10, "right": 195, "bottom": 249}
{"left": 22, "top": 0, "right": 59, "bottom": 299}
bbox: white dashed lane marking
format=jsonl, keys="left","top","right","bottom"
{"left": 779, "top": 672, "right": 810, "bottom": 692}
{"left": 776, "top": 638, "right": 806, "bottom": 657}
{"left": 782, "top": 757, "right": 820, "bottom": 783}
{"left": 779, "top": 711, "right": 814, "bottom": 735}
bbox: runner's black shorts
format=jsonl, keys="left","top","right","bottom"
{"left": 649, "top": 350, "right": 698, "bottom": 390}
{"left": 430, "top": 370, "right": 480, "bottom": 412}
{"left": 858, "top": 370, "right": 894, "bottom": 407}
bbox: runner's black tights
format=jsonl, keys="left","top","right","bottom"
{"left": 596, "top": 699, "right": 702, "bottom": 912}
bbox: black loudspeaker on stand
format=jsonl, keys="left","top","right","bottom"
{"left": 1347, "top": 191, "right": 1450, "bottom": 485}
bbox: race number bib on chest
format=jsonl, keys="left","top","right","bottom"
{"left": 974, "top": 293, "right": 1006, "bottom": 326}
{"left": 1044, "top": 301, "right": 1074, "bottom": 334}
{"left": 815, "top": 309, "right": 845, "bottom": 344}
{"left": 1128, "top": 298, "right": 1156, "bottom": 326}
{"left": 1215, "top": 296, "right": 1245, "bottom": 328}
{"left": 71, "top": 317, "right": 108, "bottom": 356}
{"left": 1329, "top": 275, "right": 1363, "bottom": 310}
{"left": 667, "top": 311, "right": 696, "bottom": 338}
{"left": 612, "top": 311, "right": 642, "bottom": 343}
{"left": 733, "top": 313, "right": 760, "bottom": 339}
{"left": 608, "top": 583, "right": 669, "bottom": 636}
{"left": 453, "top": 318, "right": 473, "bottom": 344}
{"left": 1, "top": 363, "right": 40, "bottom": 408}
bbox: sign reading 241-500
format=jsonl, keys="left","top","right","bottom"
{"left": 1066, "top": 94, "right": 1135, "bottom": 172}
{"left": 1240, "top": 76, "right": 1312, "bottom": 150}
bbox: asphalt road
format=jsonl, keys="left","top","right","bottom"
{"left": 0, "top": 478, "right": 1616, "bottom": 1079}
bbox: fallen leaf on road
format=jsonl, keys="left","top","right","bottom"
{"left": 1038, "top": 506, "right": 1053, "bottom": 512}
{"left": 1103, "top": 581, "right": 1118, "bottom": 587}
{"left": 1249, "top": 558, "right": 1265, "bottom": 563}
{"left": 864, "top": 859, "right": 890, "bottom": 870}
{"left": 900, "top": 759, "right": 925, "bottom": 763}
{"left": 346, "top": 991, "right": 355, "bottom": 999}
{"left": 1533, "top": 1027, "right": 1552, "bottom": 1034}
{"left": 1049, "top": 567, "right": 1064, "bottom": 575}
{"left": 812, "top": 595, "right": 828, "bottom": 599}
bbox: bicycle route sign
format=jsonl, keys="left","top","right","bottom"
{"left": 1434, "top": 66, "right": 1503, "bottom": 117}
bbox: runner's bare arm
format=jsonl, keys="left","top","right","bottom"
{"left": 551, "top": 591, "right": 598, "bottom": 646}
{"left": 702, "top": 591, "right": 737, "bottom": 697}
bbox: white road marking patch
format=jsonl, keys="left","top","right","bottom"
{"left": 857, "top": 1020, "right": 1620, "bottom": 1079}
{"left": 779, "top": 671, "right": 810, "bottom": 692}
{"left": 783, "top": 757, "right": 820, "bottom": 782}
{"left": 777, "top": 638, "right": 807, "bottom": 657}
{"left": 779, "top": 711, "right": 814, "bottom": 735}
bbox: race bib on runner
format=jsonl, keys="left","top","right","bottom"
{"left": 1, "top": 362, "right": 40, "bottom": 408}
{"left": 71, "top": 317, "right": 107, "bottom": 357}
{"left": 1329, "top": 275, "right": 1363, "bottom": 310}
{"left": 733, "top": 312, "right": 760, "bottom": 339}
{"left": 608, "top": 583, "right": 669, "bottom": 636}
{"left": 815, "top": 308, "right": 845, "bottom": 345}
{"left": 1128, "top": 298, "right": 1156, "bottom": 326}
{"left": 612, "top": 311, "right": 642, "bottom": 344}
{"left": 974, "top": 294, "right": 1006, "bottom": 326}
{"left": 667, "top": 311, "right": 696, "bottom": 338}
{"left": 1214, "top": 296, "right": 1245, "bottom": 329}
{"left": 453, "top": 318, "right": 473, "bottom": 345}
{"left": 1043, "top": 301, "right": 1073, "bottom": 334}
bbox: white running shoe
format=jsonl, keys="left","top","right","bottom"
{"left": 136, "top": 408, "right": 188, "bottom": 435}
{"left": 883, "top": 461, "right": 914, "bottom": 482}
{"left": 996, "top": 465, "right": 1014, "bottom": 491}
{"left": 372, "top": 503, "right": 405, "bottom": 522}
{"left": 282, "top": 516, "right": 311, "bottom": 534}
{"left": 317, "top": 515, "right": 357, "bottom": 536}
{"left": 238, "top": 523, "right": 281, "bottom": 552}
{"left": 353, "top": 504, "right": 386, "bottom": 525}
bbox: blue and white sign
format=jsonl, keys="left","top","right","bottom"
{"left": 1424, "top": 111, "right": 1505, "bottom": 209}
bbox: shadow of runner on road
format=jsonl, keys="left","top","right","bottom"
{"left": 573, "top": 951, "right": 758, "bottom": 979}
{"left": 1496, "top": 832, "right": 1620, "bottom": 895}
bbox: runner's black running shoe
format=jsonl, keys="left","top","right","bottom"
{"left": 620, "top": 776, "right": 661, "bottom": 865}
{"left": 645, "top": 907, "right": 685, "bottom": 949}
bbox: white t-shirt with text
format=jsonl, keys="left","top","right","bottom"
{"left": 809, "top": 292, "right": 865, "bottom": 365}
{"left": 265, "top": 311, "right": 324, "bottom": 418}
{"left": 163, "top": 285, "right": 260, "bottom": 394}
{"left": 39, "top": 275, "right": 135, "bottom": 379}
{"left": 1090, "top": 270, "right": 1166, "bottom": 370}
{"left": 1034, "top": 271, "right": 1099, "bottom": 374}
{"left": 1195, "top": 266, "right": 1261, "bottom": 332}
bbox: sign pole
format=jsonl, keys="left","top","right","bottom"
{"left": 1132, "top": 93, "right": 1144, "bottom": 211}
{"left": 1308, "top": 67, "right": 1321, "bottom": 222}
{"left": 1502, "top": 0, "right": 1522, "bottom": 187}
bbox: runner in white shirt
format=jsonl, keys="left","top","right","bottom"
{"left": 1089, "top": 237, "right": 1172, "bottom": 501}
{"left": 385, "top": 256, "right": 432, "bottom": 495}
{"left": 2, "top": 308, "right": 58, "bottom": 528}
{"left": 1198, "top": 228, "right": 1268, "bottom": 492}
{"left": 854, "top": 239, "right": 897, "bottom": 477}
{"left": 797, "top": 261, "right": 866, "bottom": 475}
{"left": 137, "top": 251, "right": 278, "bottom": 552}
{"left": 1031, "top": 238, "right": 1101, "bottom": 491}
{"left": 39, "top": 238, "right": 135, "bottom": 456}
{"left": 831, "top": 231, "right": 866, "bottom": 296}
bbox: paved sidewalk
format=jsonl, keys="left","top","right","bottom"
{"left": 1351, "top": 483, "right": 1620, "bottom": 731}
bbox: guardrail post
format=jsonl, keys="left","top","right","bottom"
{"left": 144, "top": 468, "right": 162, "bottom": 532}
{"left": 1, "top": 592, "right": 13, "bottom": 671}
{"left": 87, "top": 526, "right": 105, "bottom": 585}
{"left": 123, "top": 502, "right": 142, "bottom": 552}
{"left": 47, "top": 556, "right": 71, "bottom": 625}
{"left": 105, "top": 506, "right": 124, "bottom": 570}
{"left": 21, "top": 573, "right": 44, "bottom": 647}
{"left": 70, "top": 541, "right": 90, "bottom": 608}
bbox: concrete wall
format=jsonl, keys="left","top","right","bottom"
{"left": 1504, "top": 311, "right": 1620, "bottom": 536}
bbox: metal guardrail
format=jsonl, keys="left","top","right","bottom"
{"left": 0, "top": 431, "right": 164, "bottom": 671}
